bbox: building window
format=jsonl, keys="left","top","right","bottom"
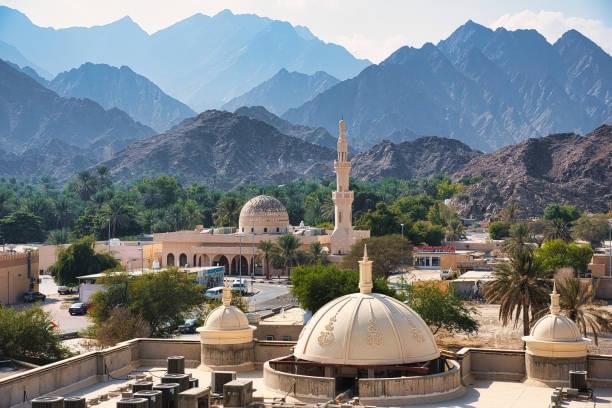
{"left": 282, "top": 335, "right": 291, "bottom": 341}
{"left": 264, "top": 228, "right": 267, "bottom": 233}
{"left": 241, "top": 227, "right": 244, "bottom": 232}
{"left": 276, "top": 227, "right": 279, "bottom": 232}
{"left": 432, "top": 257, "right": 440, "bottom": 267}
{"left": 266, "top": 335, "right": 275, "bottom": 341}
{"left": 251, "top": 228, "right": 254, "bottom": 233}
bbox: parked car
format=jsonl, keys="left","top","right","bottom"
{"left": 178, "top": 318, "right": 199, "bottom": 334}
{"left": 58, "top": 286, "right": 77, "bottom": 295}
{"left": 23, "top": 291, "right": 46, "bottom": 303}
{"left": 69, "top": 302, "right": 88, "bottom": 316}
{"left": 231, "top": 280, "right": 247, "bottom": 294}
{"left": 204, "top": 286, "right": 224, "bottom": 300}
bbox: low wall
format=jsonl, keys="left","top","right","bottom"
{"left": 263, "top": 361, "right": 335, "bottom": 400}
{"left": 254, "top": 340, "right": 295, "bottom": 364}
{"left": 135, "top": 338, "right": 200, "bottom": 367}
{"left": 587, "top": 354, "right": 612, "bottom": 387}
{"left": 359, "top": 360, "right": 464, "bottom": 406}
{"left": 457, "top": 348, "right": 526, "bottom": 382}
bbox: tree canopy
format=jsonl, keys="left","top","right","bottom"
{"left": 535, "top": 239, "right": 593, "bottom": 275}
{"left": 343, "top": 235, "right": 412, "bottom": 278}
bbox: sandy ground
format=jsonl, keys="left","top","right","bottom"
{"left": 437, "top": 303, "right": 612, "bottom": 354}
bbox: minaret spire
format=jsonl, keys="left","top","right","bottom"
{"left": 358, "top": 245, "right": 373, "bottom": 294}
{"left": 331, "top": 118, "right": 354, "bottom": 255}
{"left": 550, "top": 281, "right": 560, "bottom": 315}
{"left": 222, "top": 281, "right": 232, "bottom": 306}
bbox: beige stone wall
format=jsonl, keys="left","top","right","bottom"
{"left": 587, "top": 354, "right": 612, "bottom": 387}
{"left": 263, "top": 361, "right": 336, "bottom": 400}
{"left": 0, "top": 252, "right": 39, "bottom": 305}
{"left": 589, "top": 254, "right": 610, "bottom": 278}
{"left": 457, "top": 348, "right": 526, "bottom": 382}
{"left": 254, "top": 324, "right": 303, "bottom": 342}
{"left": 253, "top": 341, "right": 295, "bottom": 363}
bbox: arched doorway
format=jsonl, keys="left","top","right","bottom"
{"left": 231, "top": 255, "right": 249, "bottom": 276}
{"left": 193, "top": 254, "right": 197, "bottom": 267}
{"left": 198, "top": 254, "right": 210, "bottom": 267}
{"left": 179, "top": 253, "right": 188, "bottom": 267}
{"left": 213, "top": 255, "right": 229, "bottom": 275}
{"left": 167, "top": 253, "right": 175, "bottom": 267}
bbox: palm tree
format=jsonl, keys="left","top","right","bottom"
{"left": 73, "top": 171, "right": 97, "bottom": 201}
{"left": 276, "top": 234, "right": 300, "bottom": 279}
{"left": 103, "top": 197, "right": 132, "bottom": 237}
{"left": 556, "top": 277, "right": 612, "bottom": 345}
{"left": 500, "top": 202, "right": 520, "bottom": 223}
{"left": 502, "top": 223, "right": 531, "bottom": 256}
{"left": 54, "top": 196, "right": 72, "bottom": 229}
{"left": 546, "top": 219, "right": 572, "bottom": 242}
{"left": 308, "top": 241, "right": 326, "bottom": 264}
{"left": 445, "top": 219, "right": 465, "bottom": 241}
{"left": 484, "top": 248, "right": 552, "bottom": 339}
{"left": 214, "top": 196, "right": 241, "bottom": 227}
{"left": 258, "top": 240, "right": 275, "bottom": 280}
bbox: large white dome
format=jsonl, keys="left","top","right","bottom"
{"left": 239, "top": 195, "right": 289, "bottom": 234}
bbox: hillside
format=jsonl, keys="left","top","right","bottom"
{"left": 0, "top": 59, "right": 154, "bottom": 177}
{"left": 100, "top": 110, "right": 336, "bottom": 188}
{"left": 223, "top": 69, "right": 339, "bottom": 115}
{"left": 284, "top": 21, "right": 611, "bottom": 151}
{"left": 450, "top": 125, "right": 612, "bottom": 218}
{"left": 234, "top": 106, "right": 337, "bottom": 150}
{"left": 352, "top": 137, "right": 481, "bottom": 180}
{"left": 0, "top": 6, "right": 369, "bottom": 110}
{"left": 49, "top": 63, "right": 195, "bottom": 132}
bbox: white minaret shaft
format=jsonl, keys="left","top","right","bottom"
{"left": 333, "top": 119, "right": 354, "bottom": 232}
{"left": 550, "top": 281, "right": 560, "bottom": 315}
{"left": 222, "top": 282, "right": 232, "bottom": 306}
{"left": 359, "top": 245, "right": 373, "bottom": 294}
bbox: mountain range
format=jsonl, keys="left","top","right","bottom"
{"left": 48, "top": 63, "right": 195, "bottom": 132}
{"left": 222, "top": 69, "right": 340, "bottom": 115}
{"left": 0, "top": 58, "right": 154, "bottom": 177}
{"left": 284, "top": 21, "right": 612, "bottom": 151}
{"left": 0, "top": 6, "right": 369, "bottom": 111}
{"left": 99, "top": 110, "right": 337, "bottom": 189}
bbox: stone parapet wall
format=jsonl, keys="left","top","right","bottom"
{"left": 263, "top": 361, "right": 335, "bottom": 400}
{"left": 526, "top": 354, "right": 587, "bottom": 386}
{"left": 254, "top": 341, "right": 295, "bottom": 363}
{"left": 587, "top": 354, "right": 612, "bottom": 387}
{"left": 457, "top": 348, "right": 526, "bottom": 382}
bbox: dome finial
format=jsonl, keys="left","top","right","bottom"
{"left": 222, "top": 281, "right": 232, "bottom": 306}
{"left": 358, "top": 244, "right": 373, "bottom": 294}
{"left": 550, "top": 280, "right": 560, "bottom": 315}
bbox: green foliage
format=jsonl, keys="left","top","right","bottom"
{"left": 0, "top": 306, "right": 68, "bottom": 363}
{"left": 49, "top": 236, "right": 119, "bottom": 286}
{"left": 572, "top": 214, "right": 609, "bottom": 245}
{"left": 275, "top": 234, "right": 300, "bottom": 278}
{"left": 94, "top": 307, "right": 151, "bottom": 347}
{"left": 0, "top": 210, "right": 45, "bottom": 243}
{"left": 291, "top": 264, "right": 395, "bottom": 313}
{"left": 406, "top": 281, "right": 479, "bottom": 335}
{"left": 488, "top": 220, "right": 511, "bottom": 240}
{"left": 535, "top": 239, "right": 594, "bottom": 275}
{"left": 90, "top": 268, "right": 205, "bottom": 338}
{"left": 343, "top": 235, "right": 412, "bottom": 278}
{"left": 543, "top": 203, "right": 582, "bottom": 224}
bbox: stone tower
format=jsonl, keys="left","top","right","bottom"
{"left": 331, "top": 119, "right": 354, "bottom": 254}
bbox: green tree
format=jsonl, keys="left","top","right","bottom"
{"left": 291, "top": 264, "right": 395, "bottom": 312}
{"left": 572, "top": 214, "right": 609, "bottom": 246}
{"left": 408, "top": 220, "right": 444, "bottom": 245}
{"left": 94, "top": 307, "right": 151, "bottom": 347}
{"left": 0, "top": 306, "right": 68, "bottom": 363}
{"left": 543, "top": 203, "right": 582, "bottom": 224}
{"left": 484, "top": 249, "right": 551, "bottom": 338}
{"left": 308, "top": 241, "right": 327, "bottom": 264}
{"left": 90, "top": 269, "right": 204, "bottom": 337}
{"left": 49, "top": 236, "right": 119, "bottom": 285}
{"left": 214, "top": 195, "right": 242, "bottom": 227}
{"left": 546, "top": 219, "right": 573, "bottom": 242}
{"left": 343, "top": 235, "right": 411, "bottom": 278}
{"left": 488, "top": 220, "right": 511, "bottom": 240}
{"left": 535, "top": 239, "right": 593, "bottom": 276}
{"left": 258, "top": 240, "right": 275, "bottom": 280}
{"left": 502, "top": 223, "right": 531, "bottom": 256}
{"left": 276, "top": 234, "right": 300, "bottom": 279}
{"left": 406, "top": 281, "right": 479, "bottom": 335}
{"left": 0, "top": 210, "right": 45, "bottom": 243}
{"left": 355, "top": 202, "right": 398, "bottom": 236}
{"left": 556, "top": 277, "right": 612, "bottom": 345}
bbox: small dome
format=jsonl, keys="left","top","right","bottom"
{"left": 197, "top": 286, "right": 254, "bottom": 345}
{"left": 239, "top": 195, "right": 289, "bottom": 234}
{"left": 529, "top": 314, "right": 583, "bottom": 342}
{"left": 204, "top": 306, "right": 250, "bottom": 330}
{"left": 294, "top": 292, "right": 440, "bottom": 365}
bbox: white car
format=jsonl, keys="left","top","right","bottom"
{"left": 204, "top": 286, "right": 224, "bottom": 300}
{"left": 231, "top": 280, "right": 247, "bottom": 293}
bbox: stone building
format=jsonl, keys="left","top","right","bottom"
{"left": 0, "top": 251, "right": 39, "bottom": 305}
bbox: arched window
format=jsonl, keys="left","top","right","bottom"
{"left": 167, "top": 253, "right": 175, "bottom": 266}
{"left": 264, "top": 228, "right": 267, "bottom": 233}
{"left": 179, "top": 253, "right": 187, "bottom": 267}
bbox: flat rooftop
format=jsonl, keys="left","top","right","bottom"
{"left": 260, "top": 307, "right": 305, "bottom": 326}
{"left": 57, "top": 366, "right": 610, "bottom": 408}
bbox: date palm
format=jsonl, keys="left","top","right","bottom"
{"left": 502, "top": 223, "right": 531, "bottom": 256}
{"left": 276, "top": 234, "right": 300, "bottom": 279}
{"left": 556, "top": 277, "right": 612, "bottom": 345}
{"left": 484, "top": 248, "right": 552, "bottom": 338}
{"left": 308, "top": 241, "right": 326, "bottom": 264}
{"left": 258, "top": 240, "right": 274, "bottom": 280}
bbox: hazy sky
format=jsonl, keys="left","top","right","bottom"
{"left": 1, "top": 0, "right": 611, "bottom": 62}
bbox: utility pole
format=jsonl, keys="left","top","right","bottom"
{"left": 400, "top": 223, "right": 405, "bottom": 238}
{"left": 608, "top": 219, "right": 612, "bottom": 278}
{"left": 107, "top": 217, "right": 111, "bottom": 253}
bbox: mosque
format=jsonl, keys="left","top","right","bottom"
{"left": 148, "top": 119, "right": 369, "bottom": 275}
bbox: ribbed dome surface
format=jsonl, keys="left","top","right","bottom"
{"left": 204, "top": 305, "right": 250, "bottom": 330}
{"left": 294, "top": 292, "right": 440, "bottom": 366}
{"left": 529, "top": 314, "right": 583, "bottom": 342}
{"left": 239, "top": 195, "right": 289, "bottom": 233}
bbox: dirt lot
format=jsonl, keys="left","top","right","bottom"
{"left": 436, "top": 303, "right": 612, "bottom": 354}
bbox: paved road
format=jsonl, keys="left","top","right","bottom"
{"left": 247, "top": 281, "right": 290, "bottom": 311}
{"left": 38, "top": 275, "right": 89, "bottom": 334}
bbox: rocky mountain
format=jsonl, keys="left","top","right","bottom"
{"left": 223, "top": 69, "right": 340, "bottom": 115}
{"left": 0, "top": 59, "right": 154, "bottom": 177}
{"left": 49, "top": 63, "right": 195, "bottom": 132}
{"left": 234, "top": 106, "right": 337, "bottom": 150}
{"left": 0, "top": 6, "right": 369, "bottom": 110}
{"left": 450, "top": 125, "right": 612, "bottom": 218}
{"left": 352, "top": 137, "right": 481, "bottom": 180}
{"left": 284, "top": 21, "right": 612, "bottom": 151}
{"left": 0, "top": 40, "right": 50, "bottom": 78}
{"left": 100, "top": 110, "right": 336, "bottom": 188}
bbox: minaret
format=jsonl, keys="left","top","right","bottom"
{"left": 550, "top": 281, "right": 560, "bottom": 315}
{"left": 331, "top": 119, "right": 354, "bottom": 254}
{"left": 222, "top": 281, "right": 232, "bottom": 306}
{"left": 358, "top": 245, "right": 373, "bottom": 294}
